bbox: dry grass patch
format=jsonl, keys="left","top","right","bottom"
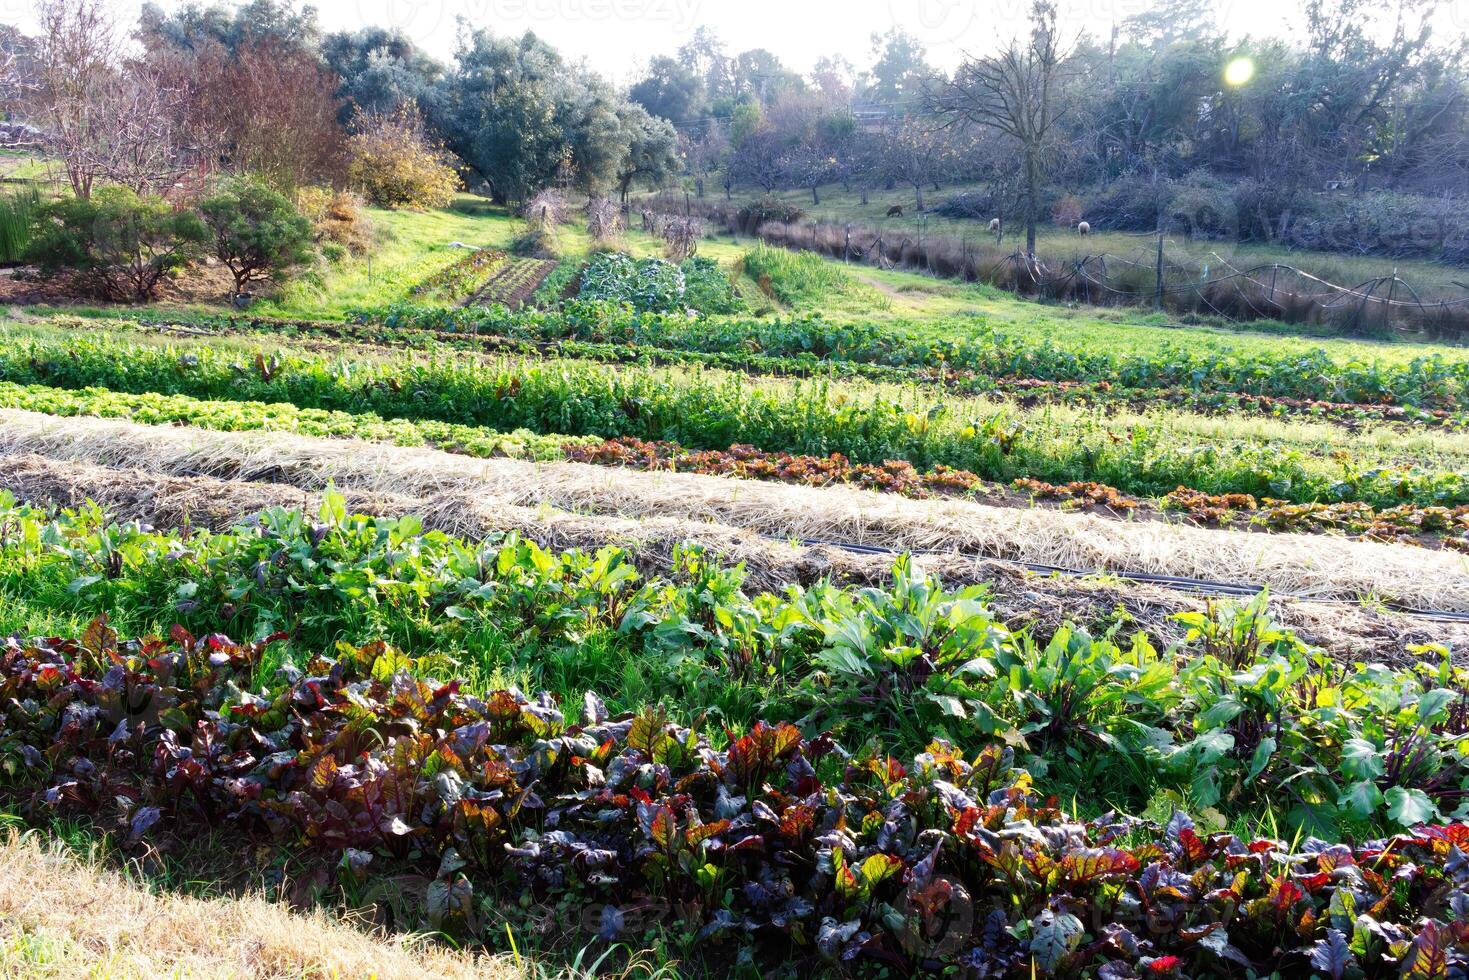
{"left": 0, "top": 409, "right": 1465, "bottom": 613}
{"left": 0, "top": 832, "right": 514, "bottom": 980}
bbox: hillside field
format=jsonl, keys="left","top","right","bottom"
{"left": 7, "top": 192, "right": 1469, "bottom": 977}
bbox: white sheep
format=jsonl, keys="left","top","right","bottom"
{"left": 988, "top": 218, "right": 1001, "bottom": 233}
{"left": 1077, "top": 221, "right": 1091, "bottom": 236}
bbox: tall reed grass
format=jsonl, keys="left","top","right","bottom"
{"left": 0, "top": 186, "right": 39, "bottom": 265}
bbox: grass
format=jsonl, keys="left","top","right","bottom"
{"left": 253, "top": 196, "right": 524, "bottom": 320}
{"left": 23, "top": 191, "right": 1469, "bottom": 372}
{"left": 682, "top": 180, "right": 1469, "bottom": 301}
{"left": 0, "top": 829, "right": 521, "bottom": 980}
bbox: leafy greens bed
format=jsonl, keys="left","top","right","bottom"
{"left": 2, "top": 493, "right": 1466, "bottom": 838}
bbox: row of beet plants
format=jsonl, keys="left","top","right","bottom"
{"left": 1, "top": 492, "right": 1465, "bottom": 837}
{"left": 5, "top": 612, "right": 1469, "bottom": 976}
{"left": 3, "top": 329, "right": 1466, "bottom": 508}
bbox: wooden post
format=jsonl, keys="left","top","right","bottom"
{"left": 1385, "top": 269, "right": 1398, "bottom": 332}
{"left": 1154, "top": 231, "right": 1165, "bottom": 310}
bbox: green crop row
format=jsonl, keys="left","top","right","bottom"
{"left": 1, "top": 490, "right": 1464, "bottom": 840}
{"left": 356, "top": 298, "right": 1469, "bottom": 409}
{"left": 4, "top": 325, "right": 1469, "bottom": 506}
{"left": 0, "top": 379, "right": 589, "bottom": 460}
{"left": 5, "top": 325, "right": 1469, "bottom": 505}
{"left": 10, "top": 615, "right": 1466, "bottom": 977}
{"left": 122, "top": 310, "right": 1469, "bottom": 432}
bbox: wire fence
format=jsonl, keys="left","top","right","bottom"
{"left": 644, "top": 195, "right": 1469, "bottom": 338}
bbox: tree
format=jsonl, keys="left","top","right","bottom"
{"left": 867, "top": 29, "right": 934, "bottom": 104}
{"left": 879, "top": 116, "right": 950, "bottom": 212}
{"left": 199, "top": 176, "right": 314, "bottom": 299}
{"left": 932, "top": 0, "right": 1072, "bottom": 255}
{"left": 728, "top": 127, "right": 788, "bottom": 193}
{"left": 323, "top": 27, "right": 444, "bottom": 120}
{"left": 435, "top": 30, "right": 584, "bottom": 202}
{"left": 136, "top": 0, "right": 320, "bottom": 56}
{"left": 29, "top": 185, "right": 208, "bottom": 301}
{"left": 346, "top": 104, "right": 460, "bottom": 209}
{"left": 214, "top": 40, "right": 348, "bottom": 188}
{"left": 629, "top": 56, "right": 704, "bottom": 124}
{"left": 615, "top": 105, "right": 679, "bottom": 202}
{"left": 26, "top": 0, "right": 116, "bottom": 198}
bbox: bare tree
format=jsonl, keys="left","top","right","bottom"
{"left": 26, "top": 0, "right": 117, "bottom": 198}
{"left": 931, "top": 0, "right": 1072, "bottom": 256}
{"left": 879, "top": 115, "right": 951, "bottom": 213}
{"left": 91, "top": 66, "right": 194, "bottom": 193}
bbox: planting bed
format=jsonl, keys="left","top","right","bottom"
{"left": 1, "top": 408, "right": 1466, "bottom": 614}
{"left": 467, "top": 256, "right": 559, "bottom": 309}
{"left": 7, "top": 229, "right": 1469, "bottom": 975}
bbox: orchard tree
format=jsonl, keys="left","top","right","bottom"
{"left": 629, "top": 55, "right": 704, "bottom": 124}
{"left": 615, "top": 105, "right": 679, "bottom": 202}
{"left": 323, "top": 27, "right": 444, "bottom": 120}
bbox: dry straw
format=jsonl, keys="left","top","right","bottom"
{"left": 0, "top": 409, "right": 1463, "bottom": 612}
{"left": 2, "top": 449, "right": 1461, "bottom": 664}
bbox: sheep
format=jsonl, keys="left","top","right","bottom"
{"left": 886, "top": 205, "right": 904, "bottom": 218}
{"left": 988, "top": 218, "right": 1001, "bottom": 233}
{"left": 1077, "top": 221, "right": 1091, "bottom": 236}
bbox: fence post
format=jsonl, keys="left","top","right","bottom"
{"left": 1154, "top": 231, "right": 1164, "bottom": 310}
{"left": 845, "top": 224, "right": 851, "bottom": 263}
{"left": 1385, "top": 268, "right": 1398, "bottom": 332}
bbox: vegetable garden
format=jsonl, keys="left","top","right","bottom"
{"left": 6, "top": 214, "right": 1469, "bottom": 977}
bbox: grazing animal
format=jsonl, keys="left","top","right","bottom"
{"left": 1077, "top": 221, "right": 1091, "bottom": 236}
{"left": 886, "top": 205, "right": 904, "bottom": 218}
{"left": 988, "top": 218, "right": 1001, "bottom": 233}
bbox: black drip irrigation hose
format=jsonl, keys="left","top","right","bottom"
{"left": 798, "top": 537, "right": 1469, "bottom": 625}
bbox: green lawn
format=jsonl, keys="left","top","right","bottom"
{"left": 251, "top": 196, "right": 524, "bottom": 319}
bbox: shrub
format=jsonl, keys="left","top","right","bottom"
{"left": 1050, "top": 192, "right": 1084, "bottom": 228}
{"left": 345, "top": 105, "right": 461, "bottom": 210}
{"left": 27, "top": 186, "right": 208, "bottom": 301}
{"left": 295, "top": 187, "right": 372, "bottom": 253}
{"left": 734, "top": 197, "right": 804, "bottom": 234}
{"left": 1084, "top": 175, "right": 1169, "bottom": 232}
{"left": 199, "top": 177, "right": 316, "bottom": 300}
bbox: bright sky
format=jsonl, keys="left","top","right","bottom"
{"left": 9, "top": 0, "right": 1469, "bottom": 84}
